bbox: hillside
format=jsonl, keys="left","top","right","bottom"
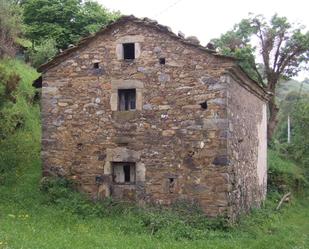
{"left": 276, "top": 79, "right": 309, "bottom": 101}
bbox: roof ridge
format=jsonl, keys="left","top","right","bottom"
{"left": 38, "top": 15, "right": 236, "bottom": 72}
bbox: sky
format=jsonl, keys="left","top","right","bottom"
{"left": 98, "top": 0, "right": 309, "bottom": 80}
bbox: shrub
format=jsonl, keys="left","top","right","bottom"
{"left": 39, "top": 176, "right": 230, "bottom": 240}
{"left": 138, "top": 200, "right": 229, "bottom": 240}
{"left": 0, "top": 59, "right": 39, "bottom": 185}
{"left": 28, "top": 39, "right": 58, "bottom": 68}
{"left": 39, "top": 176, "right": 133, "bottom": 218}
{"left": 268, "top": 150, "right": 307, "bottom": 193}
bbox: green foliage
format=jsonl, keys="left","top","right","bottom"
{"left": 28, "top": 39, "right": 57, "bottom": 67}
{"left": 138, "top": 201, "right": 229, "bottom": 240}
{"left": 288, "top": 99, "right": 309, "bottom": 168}
{"left": 23, "top": 0, "right": 120, "bottom": 49}
{"left": 274, "top": 90, "right": 309, "bottom": 170}
{"left": 39, "top": 176, "right": 228, "bottom": 240}
{"left": 0, "top": 0, "right": 24, "bottom": 57}
{"left": 268, "top": 150, "right": 307, "bottom": 193}
{"left": 212, "top": 14, "right": 309, "bottom": 86}
{"left": 0, "top": 59, "right": 40, "bottom": 184}
{"left": 211, "top": 19, "right": 262, "bottom": 83}
{"left": 74, "top": 0, "right": 120, "bottom": 37}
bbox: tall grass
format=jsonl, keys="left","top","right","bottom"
{"left": 0, "top": 59, "right": 40, "bottom": 185}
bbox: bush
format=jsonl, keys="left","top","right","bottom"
{"left": 28, "top": 39, "right": 58, "bottom": 68}
{"left": 0, "top": 59, "right": 40, "bottom": 185}
{"left": 268, "top": 150, "right": 307, "bottom": 193}
{"left": 138, "top": 201, "right": 229, "bottom": 240}
{"left": 39, "top": 176, "right": 230, "bottom": 240}
{"left": 39, "top": 176, "right": 134, "bottom": 218}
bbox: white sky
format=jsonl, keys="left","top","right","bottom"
{"left": 98, "top": 0, "right": 309, "bottom": 80}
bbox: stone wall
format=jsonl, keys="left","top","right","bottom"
{"left": 41, "top": 20, "right": 266, "bottom": 218}
{"left": 225, "top": 74, "right": 267, "bottom": 219}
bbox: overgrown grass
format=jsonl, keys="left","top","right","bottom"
{"left": 268, "top": 149, "right": 307, "bottom": 193}
{"left": 0, "top": 59, "right": 40, "bottom": 185}
{"left": 1, "top": 59, "right": 309, "bottom": 249}
{"left": 1, "top": 155, "right": 309, "bottom": 249}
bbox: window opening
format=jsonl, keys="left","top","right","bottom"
{"left": 118, "top": 89, "right": 136, "bottom": 111}
{"left": 123, "top": 165, "right": 131, "bottom": 182}
{"left": 112, "top": 162, "right": 136, "bottom": 184}
{"left": 199, "top": 101, "right": 208, "bottom": 109}
{"left": 168, "top": 178, "right": 175, "bottom": 193}
{"left": 159, "top": 58, "right": 166, "bottom": 65}
{"left": 93, "top": 62, "right": 99, "bottom": 69}
{"left": 123, "top": 43, "right": 135, "bottom": 60}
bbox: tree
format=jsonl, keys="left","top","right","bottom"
{"left": 74, "top": 1, "right": 120, "bottom": 37}
{"left": 23, "top": 0, "right": 82, "bottom": 49}
{"left": 28, "top": 39, "right": 58, "bottom": 68}
{"left": 0, "top": 0, "right": 23, "bottom": 57}
{"left": 212, "top": 14, "right": 309, "bottom": 139}
{"left": 288, "top": 98, "right": 309, "bottom": 168}
{"left": 23, "top": 0, "right": 120, "bottom": 49}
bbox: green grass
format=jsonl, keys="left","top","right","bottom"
{"left": 268, "top": 149, "right": 307, "bottom": 194}
{"left": 1, "top": 59, "right": 309, "bottom": 249}
{"left": 0, "top": 159, "right": 309, "bottom": 249}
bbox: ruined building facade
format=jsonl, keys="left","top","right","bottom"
{"left": 39, "top": 16, "right": 269, "bottom": 219}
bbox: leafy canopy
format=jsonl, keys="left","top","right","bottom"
{"left": 23, "top": 0, "right": 120, "bottom": 49}
{"left": 212, "top": 14, "right": 309, "bottom": 87}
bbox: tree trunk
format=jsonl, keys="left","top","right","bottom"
{"left": 267, "top": 95, "right": 279, "bottom": 140}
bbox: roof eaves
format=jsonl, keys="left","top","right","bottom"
{"left": 225, "top": 66, "right": 271, "bottom": 102}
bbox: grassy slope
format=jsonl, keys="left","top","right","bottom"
{"left": 0, "top": 59, "right": 309, "bottom": 249}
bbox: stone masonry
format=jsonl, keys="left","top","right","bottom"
{"left": 38, "top": 16, "right": 269, "bottom": 219}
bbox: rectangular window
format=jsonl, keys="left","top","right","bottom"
{"left": 118, "top": 89, "right": 136, "bottom": 111}
{"left": 123, "top": 43, "right": 135, "bottom": 60}
{"left": 112, "top": 162, "right": 136, "bottom": 184}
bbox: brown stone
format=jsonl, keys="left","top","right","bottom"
{"left": 39, "top": 15, "right": 269, "bottom": 220}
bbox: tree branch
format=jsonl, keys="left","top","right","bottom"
{"left": 273, "top": 33, "right": 285, "bottom": 71}
{"left": 278, "top": 48, "right": 302, "bottom": 75}
{"left": 252, "top": 63, "right": 266, "bottom": 87}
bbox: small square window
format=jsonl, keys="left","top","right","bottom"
{"left": 112, "top": 162, "right": 136, "bottom": 184}
{"left": 118, "top": 89, "right": 136, "bottom": 111}
{"left": 123, "top": 43, "right": 135, "bottom": 60}
{"left": 159, "top": 58, "right": 166, "bottom": 65}
{"left": 93, "top": 62, "right": 99, "bottom": 69}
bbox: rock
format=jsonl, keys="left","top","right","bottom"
{"left": 58, "top": 102, "right": 68, "bottom": 107}
{"left": 186, "top": 36, "right": 200, "bottom": 45}
{"left": 178, "top": 31, "right": 185, "bottom": 38}
{"left": 212, "top": 155, "right": 229, "bottom": 166}
{"left": 158, "top": 105, "right": 170, "bottom": 110}
{"left": 143, "top": 104, "right": 153, "bottom": 110}
{"left": 162, "top": 130, "right": 175, "bottom": 136}
{"left": 200, "top": 75, "right": 217, "bottom": 85}
{"left": 158, "top": 73, "right": 170, "bottom": 82}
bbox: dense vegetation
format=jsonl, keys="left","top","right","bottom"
{"left": 0, "top": 59, "right": 39, "bottom": 185}
{"left": 22, "top": 0, "right": 120, "bottom": 49}
{"left": 0, "top": 0, "right": 119, "bottom": 67}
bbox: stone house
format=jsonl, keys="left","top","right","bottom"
{"left": 38, "top": 15, "right": 269, "bottom": 219}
